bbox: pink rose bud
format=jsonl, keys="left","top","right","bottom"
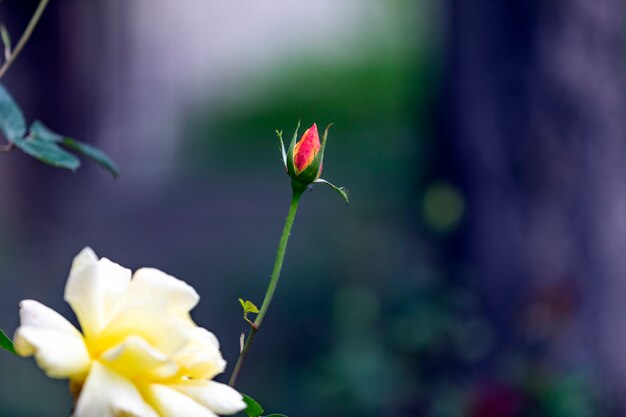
{"left": 277, "top": 120, "right": 349, "bottom": 204}
{"left": 293, "top": 123, "right": 321, "bottom": 175}
{"left": 285, "top": 122, "right": 326, "bottom": 185}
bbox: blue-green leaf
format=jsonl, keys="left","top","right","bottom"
{"left": 29, "top": 120, "right": 120, "bottom": 177}
{"left": 0, "top": 329, "right": 15, "bottom": 354}
{"left": 30, "top": 120, "right": 63, "bottom": 142}
{"left": 13, "top": 134, "right": 80, "bottom": 171}
{"left": 0, "top": 84, "right": 26, "bottom": 142}
{"left": 61, "top": 138, "right": 120, "bottom": 178}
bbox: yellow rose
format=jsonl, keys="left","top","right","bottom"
{"left": 13, "top": 247, "right": 245, "bottom": 417}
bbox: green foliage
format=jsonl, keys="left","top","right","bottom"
{"left": 0, "top": 84, "right": 26, "bottom": 141}
{"left": 0, "top": 329, "right": 15, "bottom": 354}
{"left": 16, "top": 123, "right": 80, "bottom": 170}
{"left": 239, "top": 298, "right": 259, "bottom": 327}
{"left": 241, "top": 394, "right": 287, "bottom": 417}
{"left": 0, "top": 84, "right": 119, "bottom": 177}
{"left": 61, "top": 137, "right": 120, "bottom": 178}
{"left": 242, "top": 394, "right": 264, "bottom": 417}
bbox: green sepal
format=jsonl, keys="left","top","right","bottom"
{"left": 314, "top": 178, "right": 349, "bottom": 206}
{"left": 276, "top": 129, "right": 287, "bottom": 170}
{"left": 285, "top": 119, "right": 300, "bottom": 179}
{"left": 0, "top": 329, "right": 16, "bottom": 354}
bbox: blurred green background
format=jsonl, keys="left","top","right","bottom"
{"left": 0, "top": 1, "right": 624, "bottom": 416}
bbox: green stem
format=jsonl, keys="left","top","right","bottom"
{"left": 0, "top": 0, "right": 51, "bottom": 80}
{"left": 228, "top": 185, "right": 305, "bottom": 387}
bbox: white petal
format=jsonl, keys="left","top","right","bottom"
{"left": 74, "top": 361, "right": 159, "bottom": 417}
{"left": 174, "top": 327, "right": 226, "bottom": 379}
{"left": 101, "top": 335, "right": 179, "bottom": 380}
{"left": 13, "top": 300, "right": 90, "bottom": 379}
{"left": 71, "top": 247, "right": 98, "bottom": 275}
{"left": 145, "top": 384, "right": 218, "bottom": 417}
{"left": 119, "top": 268, "right": 199, "bottom": 317}
{"left": 64, "top": 249, "right": 132, "bottom": 338}
{"left": 172, "top": 381, "right": 246, "bottom": 415}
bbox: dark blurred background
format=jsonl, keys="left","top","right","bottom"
{"left": 0, "top": 1, "right": 625, "bottom": 416}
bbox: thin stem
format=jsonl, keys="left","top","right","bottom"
{"left": 0, "top": 0, "right": 51, "bottom": 80}
{"left": 228, "top": 186, "right": 304, "bottom": 387}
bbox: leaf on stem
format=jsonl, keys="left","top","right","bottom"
{"left": 30, "top": 120, "right": 120, "bottom": 177}
{"left": 15, "top": 133, "right": 81, "bottom": 170}
{"left": 0, "top": 84, "right": 26, "bottom": 142}
{"left": 61, "top": 137, "right": 120, "bottom": 178}
{"left": 241, "top": 394, "right": 288, "bottom": 417}
{"left": 239, "top": 298, "right": 260, "bottom": 327}
{"left": 0, "top": 83, "right": 120, "bottom": 176}
{"left": 242, "top": 394, "right": 264, "bottom": 417}
{"left": 0, "top": 329, "right": 15, "bottom": 354}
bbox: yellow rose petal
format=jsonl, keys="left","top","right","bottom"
{"left": 117, "top": 267, "right": 199, "bottom": 318}
{"left": 173, "top": 327, "right": 226, "bottom": 379}
{"left": 14, "top": 300, "right": 90, "bottom": 379}
{"left": 94, "top": 301, "right": 189, "bottom": 358}
{"left": 65, "top": 248, "right": 132, "bottom": 339}
{"left": 74, "top": 361, "right": 159, "bottom": 417}
{"left": 146, "top": 384, "right": 218, "bottom": 417}
{"left": 101, "top": 335, "right": 179, "bottom": 381}
{"left": 171, "top": 380, "right": 245, "bottom": 415}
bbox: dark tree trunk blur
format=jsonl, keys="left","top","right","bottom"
{"left": 443, "top": 0, "right": 626, "bottom": 409}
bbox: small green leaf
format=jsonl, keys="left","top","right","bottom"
{"left": 0, "top": 84, "right": 26, "bottom": 142}
{"left": 242, "top": 394, "right": 264, "bottom": 417}
{"left": 239, "top": 298, "right": 259, "bottom": 327}
{"left": 61, "top": 138, "right": 120, "bottom": 178}
{"left": 0, "top": 329, "right": 15, "bottom": 354}
{"left": 239, "top": 298, "right": 260, "bottom": 315}
{"left": 13, "top": 134, "right": 80, "bottom": 171}
{"left": 241, "top": 394, "right": 287, "bottom": 417}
